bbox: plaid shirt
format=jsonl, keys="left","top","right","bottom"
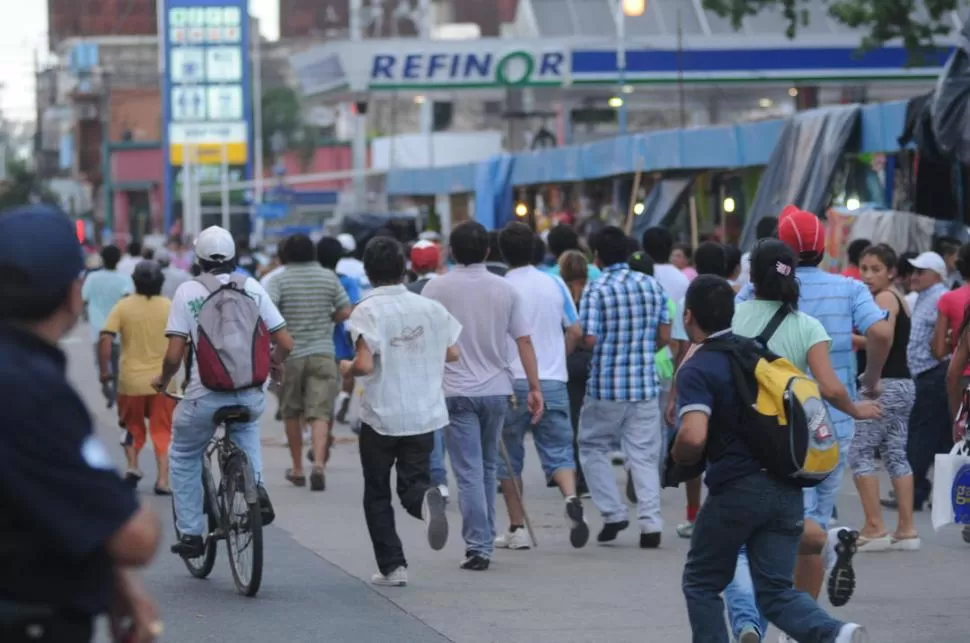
{"left": 907, "top": 282, "right": 948, "bottom": 377}
{"left": 579, "top": 263, "right": 671, "bottom": 401}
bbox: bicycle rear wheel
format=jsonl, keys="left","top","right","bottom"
{"left": 172, "top": 467, "right": 218, "bottom": 578}
{"left": 223, "top": 454, "right": 263, "bottom": 596}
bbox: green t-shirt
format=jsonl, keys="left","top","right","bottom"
{"left": 731, "top": 300, "right": 831, "bottom": 373}
{"left": 655, "top": 298, "right": 679, "bottom": 381}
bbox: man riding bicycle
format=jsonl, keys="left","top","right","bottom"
{"left": 153, "top": 226, "right": 293, "bottom": 558}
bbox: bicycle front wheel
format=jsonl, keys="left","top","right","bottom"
{"left": 223, "top": 455, "right": 263, "bottom": 597}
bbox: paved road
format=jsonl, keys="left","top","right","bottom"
{"left": 61, "top": 325, "right": 967, "bottom": 643}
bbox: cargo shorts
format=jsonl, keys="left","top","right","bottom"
{"left": 280, "top": 354, "right": 339, "bottom": 421}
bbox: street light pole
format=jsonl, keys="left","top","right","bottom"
{"left": 616, "top": 1, "right": 627, "bottom": 135}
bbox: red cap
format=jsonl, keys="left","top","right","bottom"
{"left": 410, "top": 240, "right": 441, "bottom": 271}
{"left": 777, "top": 205, "right": 825, "bottom": 257}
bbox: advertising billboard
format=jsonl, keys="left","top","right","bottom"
{"left": 161, "top": 0, "right": 252, "bottom": 236}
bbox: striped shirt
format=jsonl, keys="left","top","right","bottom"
{"left": 907, "top": 283, "right": 948, "bottom": 377}
{"left": 267, "top": 262, "right": 350, "bottom": 359}
{"left": 736, "top": 266, "right": 886, "bottom": 440}
{"left": 579, "top": 263, "right": 671, "bottom": 401}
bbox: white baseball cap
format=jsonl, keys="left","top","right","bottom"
{"left": 908, "top": 251, "right": 948, "bottom": 280}
{"left": 195, "top": 226, "right": 236, "bottom": 262}
{"left": 337, "top": 233, "right": 357, "bottom": 253}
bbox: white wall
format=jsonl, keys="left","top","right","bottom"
{"left": 371, "top": 131, "right": 503, "bottom": 170}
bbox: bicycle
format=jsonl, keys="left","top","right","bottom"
{"left": 164, "top": 392, "right": 264, "bottom": 597}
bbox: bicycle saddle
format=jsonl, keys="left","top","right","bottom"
{"left": 212, "top": 405, "right": 252, "bottom": 425}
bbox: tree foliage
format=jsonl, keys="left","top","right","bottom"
{"left": 260, "top": 87, "right": 319, "bottom": 171}
{"left": 0, "top": 159, "right": 58, "bottom": 211}
{"left": 702, "top": 0, "right": 966, "bottom": 62}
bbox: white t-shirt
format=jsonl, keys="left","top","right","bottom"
{"left": 505, "top": 266, "right": 578, "bottom": 382}
{"left": 736, "top": 251, "right": 752, "bottom": 289}
{"left": 117, "top": 254, "right": 141, "bottom": 276}
{"left": 348, "top": 285, "right": 462, "bottom": 436}
{"left": 336, "top": 257, "right": 370, "bottom": 290}
{"left": 652, "top": 263, "right": 690, "bottom": 306}
{"left": 165, "top": 274, "right": 286, "bottom": 400}
{"left": 259, "top": 264, "right": 285, "bottom": 290}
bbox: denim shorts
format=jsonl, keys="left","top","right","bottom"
{"left": 498, "top": 379, "right": 575, "bottom": 481}
{"left": 802, "top": 442, "right": 849, "bottom": 527}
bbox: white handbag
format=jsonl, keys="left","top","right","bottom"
{"left": 931, "top": 439, "right": 970, "bottom": 531}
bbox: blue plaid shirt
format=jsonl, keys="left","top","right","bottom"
{"left": 907, "top": 282, "right": 948, "bottom": 377}
{"left": 579, "top": 263, "right": 671, "bottom": 401}
{"left": 737, "top": 266, "right": 887, "bottom": 440}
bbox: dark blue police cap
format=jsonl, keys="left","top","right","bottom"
{"left": 0, "top": 205, "right": 85, "bottom": 295}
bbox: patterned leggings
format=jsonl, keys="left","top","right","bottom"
{"left": 848, "top": 378, "right": 915, "bottom": 479}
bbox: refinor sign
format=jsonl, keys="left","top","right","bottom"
{"left": 369, "top": 49, "right": 567, "bottom": 87}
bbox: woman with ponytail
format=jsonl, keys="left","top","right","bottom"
{"left": 724, "top": 239, "right": 880, "bottom": 643}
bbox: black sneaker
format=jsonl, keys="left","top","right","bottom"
{"left": 257, "top": 485, "right": 275, "bottom": 526}
{"left": 640, "top": 532, "right": 661, "bottom": 549}
{"left": 597, "top": 520, "right": 629, "bottom": 543}
{"left": 827, "top": 528, "right": 859, "bottom": 607}
{"left": 459, "top": 553, "right": 490, "bottom": 571}
{"left": 336, "top": 396, "right": 351, "bottom": 424}
{"left": 565, "top": 497, "right": 589, "bottom": 548}
{"left": 422, "top": 487, "right": 448, "bottom": 551}
{"left": 171, "top": 534, "right": 204, "bottom": 558}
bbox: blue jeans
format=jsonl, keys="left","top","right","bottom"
{"left": 682, "top": 472, "right": 845, "bottom": 643}
{"left": 724, "top": 547, "right": 769, "bottom": 640}
{"left": 430, "top": 429, "right": 448, "bottom": 487}
{"left": 579, "top": 397, "right": 664, "bottom": 532}
{"left": 498, "top": 380, "right": 574, "bottom": 481}
{"left": 444, "top": 395, "right": 509, "bottom": 558}
{"left": 171, "top": 389, "right": 266, "bottom": 536}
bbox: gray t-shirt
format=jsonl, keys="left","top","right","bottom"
{"left": 422, "top": 264, "right": 529, "bottom": 397}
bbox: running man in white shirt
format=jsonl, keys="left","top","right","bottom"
{"left": 495, "top": 222, "right": 589, "bottom": 550}
{"left": 342, "top": 236, "right": 459, "bottom": 587}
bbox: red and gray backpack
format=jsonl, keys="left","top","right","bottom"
{"left": 192, "top": 273, "right": 271, "bottom": 391}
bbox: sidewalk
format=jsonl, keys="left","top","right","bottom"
{"left": 258, "top": 415, "right": 968, "bottom": 643}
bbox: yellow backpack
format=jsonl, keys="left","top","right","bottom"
{"left": 703, "top": 306, "right": 840, "bottom": 487}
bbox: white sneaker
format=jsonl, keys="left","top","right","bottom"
{"left": 437, "top": 484, "right": 450, "bottom": 501}
{"left": 494, "top": 528, "right": 531, "bottom": 550}
{"left": 835, "top": 623, "right": 869, "bottom": 642}
{"left": 371, "top": 566, "right": 408, "bottom": 587}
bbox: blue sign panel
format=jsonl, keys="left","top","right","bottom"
{"left": 161, "top": 0, "right": 252, "bottom": 237}
{"left": 255, "top": 202, "right": 290, "bottom": 221}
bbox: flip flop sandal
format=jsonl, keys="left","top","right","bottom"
{"left": 827, "top": 529, "right": 859, "bottom": 607}
{"left": 124, "top": 469, "right": 143, "bottom": 488}
{"left": 285, "top": 469, "right": 307, "bottom": 487}
{"left": 154, "top": 485, "right": 173, "bottom": 496}
{"left": 856, "top": 533, "right": 892, "bottom": 552}
{"left": 310, "top": 467, "right": 326, "bottom": 492}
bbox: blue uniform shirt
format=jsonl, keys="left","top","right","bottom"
{"left": 0, "top": 324, "right": 139, "bottom": 615}
{"left": 334, "top": 273, "right": 362, "bottom": 360}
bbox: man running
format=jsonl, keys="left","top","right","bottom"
{"left": 423, "top": 221, "right": 543, "bottom": 571}
{"left": 494, "top": 222, "right": 588, "bottom": 550}
{"left": 317, "top": 236, "right": 362, "bottom": 425}
{"left": 156, "top": 226, "right": 293, "bottom": 557}
{"left": 268, "top": 234, "right": 351, "bottom": 491}
{"left": 578, "top": 226, "right": 671, "bottom": 548}
{"left": 341, "top": 236, "right": 458, "bottom": 586}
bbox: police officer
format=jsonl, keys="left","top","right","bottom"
{"left": 0, "top": 205, "right": 163, "bottom": 643}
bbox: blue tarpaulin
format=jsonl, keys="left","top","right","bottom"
{"left": 386, "top": 101, "right": 909, "bottom": 197}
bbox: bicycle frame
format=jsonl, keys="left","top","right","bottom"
{"left": 204, "top": 425, "right": 260, "bottom": 538}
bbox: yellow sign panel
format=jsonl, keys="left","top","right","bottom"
{"left": 169, "top": 142, "right": 248, "bottom": 166}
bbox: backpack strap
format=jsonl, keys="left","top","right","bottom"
{"left": 195, "top": 272, "right": 223, "bottom": 294}
{"left": 756, "top": 305, "right": 790, "bottom": 346}
{"left": 229, "top": 273, "right": 248, "bottom": 289}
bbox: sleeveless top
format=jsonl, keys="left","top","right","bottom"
{"left": 882, "top": 290, "right": 911, "bottom": 379}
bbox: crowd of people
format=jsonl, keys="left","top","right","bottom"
{"left": 4, "top": 196, "right": 970, "bottom": 642}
